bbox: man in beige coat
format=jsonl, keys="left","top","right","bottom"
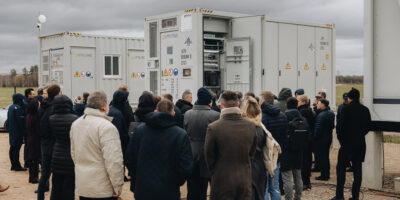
{"left": 205, "top": 91, "right": 257, "bottom": 200}
{"left": 70, "top": 91, "right": 124, "bottom": 200}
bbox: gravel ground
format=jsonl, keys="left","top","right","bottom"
{"left": 0, "top": 132, "right": 398, "bottom": 200}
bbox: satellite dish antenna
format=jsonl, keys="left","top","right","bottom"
{"left": 38, "top": 15, "right": 46, "bottom": 24}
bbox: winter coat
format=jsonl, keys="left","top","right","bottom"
{"left": 211, "top": 101, "right": 221, "bottom": 113}
{"left": 275, "top": 88, "right": 292, "bottom": 112}
{"left": 281, "top": 109, "right": 304, "bottom": 171}
{"left": 26, "top": 113, "right": 41, "bottom": 161}
{"left": 261, "top": 102, "right": 288, "bottom": 161}
{"left": 298, "top": 104, "right": 316, "bottom": 131}
{"left": 49, "top": 95, "right": 78, "bottom": 175}
{"left": 175, "top": 99, "right": 193, "bottom": 114}
{"left": 134, "top": 91, "right": 155, "bottom": 122}
{"left": 8, "top": 94, "right": 25, "bottom": 146}
{"left": 205, "top": 110, "right": 257, "bottom": 200}
{"left": 314, "top": 108, "right": 335, "bottom": 145}
{"left": 70, "top": 107, "right": 124, "bottom": 198}
{"left": 73, "top": 102, "right": 86, "bottom": 117}
{"left": 126, "top": 112, "right": 193, "bottom": 200}
{"left": 336, "top": 101, "right": 371, "bottom": 162}
{"left": 251, "top": 126, "right": 267, "bottom": 200}
{"left": 184, "top": 105, "right": 220, "bottom": 178}
{"left": 174, "top": 106, "right": 183, "bottom": 128}
{"left": 38, "top": 97, "right": 55, "bottom": 155}
{"left": 108, "top": 90, "right": 129, "bottom": 154}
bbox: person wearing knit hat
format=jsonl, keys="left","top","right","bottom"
{"left": 332, "top": 87, "right": 371, "bottom": 200}
{"left": 184, "top": 87, "right": 220, "bottom": 200}
{"left": 295, "top": 89, "right": 305, "bottom": 97}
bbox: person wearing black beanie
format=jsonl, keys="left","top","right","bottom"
{"left": 184, "top": 87, "right": 220, "bottom": 200}
{"left": 332, "top": 87, "right": 371, "bottom": 200}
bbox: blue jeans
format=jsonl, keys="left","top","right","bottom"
{"left": 265, "top": 162, "right": 281, "bottom": 200}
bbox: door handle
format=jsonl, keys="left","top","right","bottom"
{"left": 298, "top": 71, "right": 300, "bottom": 76}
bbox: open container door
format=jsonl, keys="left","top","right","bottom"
{"left": 225, "top": 37, "right": 251, "bottom": 95}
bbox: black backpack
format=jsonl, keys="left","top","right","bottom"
{"left": 287, "top": 116, "right": 309, "bottom": 151}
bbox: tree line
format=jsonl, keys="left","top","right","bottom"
{"left": 336, "top": 75, "right": 363, "bottom": 84}
{"left": 0, "top": 65, "right": 38, "bottom": 87}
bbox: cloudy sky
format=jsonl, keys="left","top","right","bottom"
{"left": 0, "top": 0, "right": 363, "bottom": 75}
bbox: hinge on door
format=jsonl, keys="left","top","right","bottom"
{"left": 262, "top": 69, "right": 265, "bottom": 75}
{"left": 298, "top": 70, "right": 300, "bottom": 76}
{"left": 316, "top": 71, "right": 318, "bottom": 76}
{"left": 279, "top": 70, "right": 281, "bottom": 76}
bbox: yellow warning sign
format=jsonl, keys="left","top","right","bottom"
{"left": 322, "top": 64, "right": 326, "bottom": 70}
{"left": 130, "top": 56, "right": 134, "bottom": 59}
{"left": 163, "top": 69, "right": 168, "bottom": 76}
{"left": 326, "top": 54, "right": 329, "bottom": 60}
{"left": 74, "top": 72, "right": 80, "bottom": 77}
{"left": 131, "top": 73, "right": 136, "bottom": 78}
{"left": 56, "top": 60, "right": 59, "bottom": 66}
{"left": 285, "top": 63, "right": 291, "bottom": 69}
{"left": 304, "top": 63, "right": 309, "bottom": 70}
{"left": 74, "top": 54, "right": 78, "bottom": 57}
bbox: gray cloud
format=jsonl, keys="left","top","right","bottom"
{"left": 0, "top": 0, "right": 363, "bottom": 75}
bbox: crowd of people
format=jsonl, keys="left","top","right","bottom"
{"left": 3, "top": 84, "right": 371, "bottom": 200}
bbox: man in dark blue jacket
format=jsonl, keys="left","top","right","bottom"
{"left": 314, "top": 99, "right": 335, "bottom": 181}
{"left": 126, "top": 99, "right": 193, "bottom": 200}
{"left": 8, "top": 93, "right": 27, "bottom": 171}
{"left": 259, "top": 91, "right": 288, "bottom": 200}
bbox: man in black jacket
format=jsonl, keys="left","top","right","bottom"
{"left": 162, "top": 93, "right": 183, "bottom": 128}
{"left": 314, "top": 99, "right": 335, "bottom": 181}
{"left": 37, "top": 84, "right": 61, "bottom": 200}
{"left": 259, "top": 91, "right": 288, "bottom": 200}
{"left": 126, "top": 100, "right": 193, "bottom": 200}
{"left": 176, "top": 90, "right": 193, "bottom": 114}
{"left": 331, "top": 88, "right": 371, "bottom": 200}
{"left": 49, "top": 95, "right": 78, "bottom": 200}
{"left": 184, "top": 87, "right": 219, "bottom": 200}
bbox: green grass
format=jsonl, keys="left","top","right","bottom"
{"left": 336, "top": 84, "right": 363, "bottom": 106}
{"left": 0, "top": 87, "right": 38, "bottom": 108}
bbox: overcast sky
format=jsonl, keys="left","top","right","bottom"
{"left": 0, "top": 0, "right": 363, "bottom": 75}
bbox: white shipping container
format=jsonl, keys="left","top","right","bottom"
{"left": 144, "top": 9, "right": 336, "bottom": 106}
{"left": 39, "top": 32, "right": 145, "bottom": 104}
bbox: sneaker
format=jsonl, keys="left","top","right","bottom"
{"left": 0, "top": 185, "right": 9, "bottom": 192}
{"left": 315, "top": 176, "right": 329, "bottom": 181}
{"left": 303, "top": 184, "right": 312, "bottom": 191}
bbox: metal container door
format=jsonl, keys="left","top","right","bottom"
{"left": 278, "top": 24, "right": 298, "bottom": 92}
{"left": 225, "top": 38, "right": 251, "bottom": 95}
{"left": 297, "top": 26, "right": 316, "bottom": 97}
{"left": 160, "top": 31, "right": 180, "bottom": 100}
{"left": 70, "top": 47, "right": 96, "bottom": 99}
{"left": 49, "top": 49, "right": 64, "bottom": 87}
{"left": 315, "top": 28, "right": 332, "bottom": 101}
{"left": 127, "top": 50, "right": 145, "bottom": 104}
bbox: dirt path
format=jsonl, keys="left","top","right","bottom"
{"left": 0, "top": 132, "right": 398, "bottom": 200}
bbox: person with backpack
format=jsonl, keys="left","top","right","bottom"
{"left": 314, "top": 99, "right": 335, "bottom": 181}
{"left": 281, "top": 97, "right": 309, "bottom": 200}
{"left": 297, "top": 95, "right": 316, "bottom": 190}
{"left": 259, "top": 91, "right": 288, "bottom": 200}
{"left": 241, "top": 97, "right": 267, "bottom": 200}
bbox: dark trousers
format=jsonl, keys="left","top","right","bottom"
{"left": 50, "top": 173, "right": 75, "bottom": 200}
{"left": 37, "top": 151, "right": 52, "bottom": 200}
{"left": 336, "top": 148, "right": 363, "bottom": 199}
{"left": 29, "top": 161, "right": 39, "bottom": 182}
{"left": 316, "top": 142, "right": 331, "bottom": 178}
{"left": 9, "top": 143, "right": 23, "bottom": 169}
{"left": 187, "top": 169, "right": 209, "bottom": 200}
{"left": 302, "top": 145, "right": 313, "bottom": 185}
{"left": 79, "top": 197, "right": 115, "bottom": 200}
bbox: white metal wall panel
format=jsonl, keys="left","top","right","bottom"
{"left": 315, "top": 28, "right": 333, "bottom": 102}
{"left": 70, "top": 47, "right": 96, "bottom": 99}
{"left": 225, "top": 38, "right": 251, "bottom": 94}
{"left": 127, "top": 50, "right": 146, "bottom": 104}
{"left": 231, "top": 16, "right": 262, "bottom": 94}
{"left": 160, "top": 31, "right": 180, "bottom": 100}
{"left": 297, "top": 26, "right": 316, "bottom": 97}
{"left": 278, "top": 24, "right": 298, "bottom": 91}
{"left": 263, "top": 22, "right": 279, "bottom": 95}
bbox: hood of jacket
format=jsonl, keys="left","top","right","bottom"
{"left": 176, "top": 99, "right": 193, "bottom": 109}
{"left": 84, "top": 107, "right": 113, "bottom": 122}
{"left": 111, "top": 90, "right": 129, "bottom": 112}
{"left": 134, "top": 91, "right": 155, "bottom": 121}
{"left": 278, "top": 88, "right": 292, "bottom": 101}
{"left": 12, "top": 93, "right": 25, "bottom": 107}
{"left": 261, "top": 102, "right": 281, "bottom": 117}
{"left": 53, "top": 95, "right": 74, "bottom": 114}
{"left": 145, "top": 112, "right": 176, "bottom": 129}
